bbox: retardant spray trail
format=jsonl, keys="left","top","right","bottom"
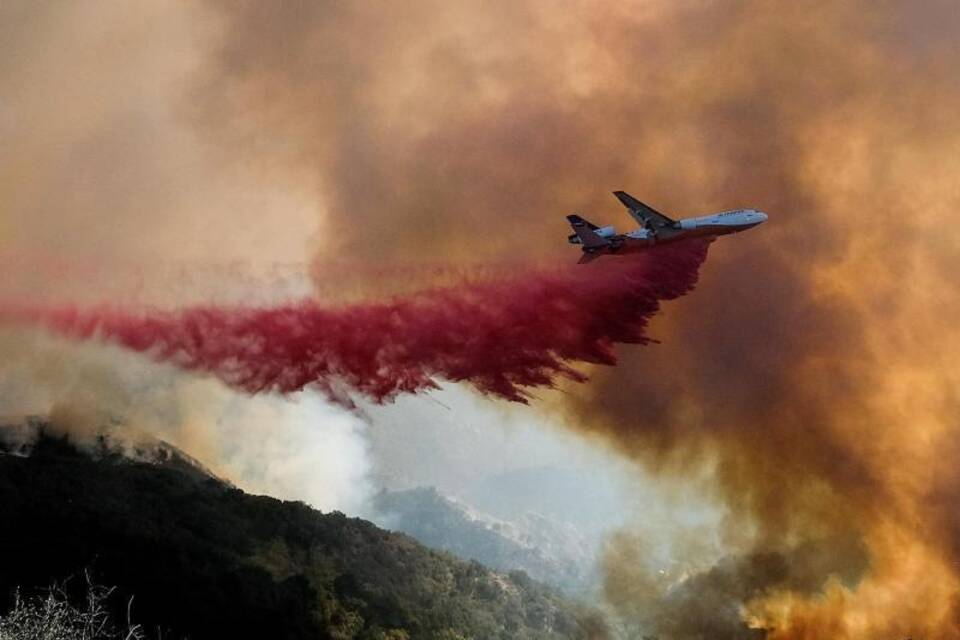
{"left": 3, "top": 240, "right": 711, "bottom": 406}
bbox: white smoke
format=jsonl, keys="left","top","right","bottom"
{"left": 0, "top": 328, "right": 372, "bottom": 514}
{"left": 194, "top": 387, "right": 372, "bottom": 512}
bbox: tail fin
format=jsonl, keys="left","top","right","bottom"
{"left": 567, "top": 214, "right": 610, "bottom": 249}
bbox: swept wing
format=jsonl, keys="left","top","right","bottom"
{"left": 613, "top": 191, "right": 677, "bottom": 231}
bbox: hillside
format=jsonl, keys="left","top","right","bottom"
{"left": 0, "top": 433, "right": 605, "bottom": 639}
{"left": 372, "top": 488, "right": 596, "bottom": 595}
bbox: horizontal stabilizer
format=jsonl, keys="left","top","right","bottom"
{"left": 567, "top": 214, "right": 610, "bottom": 249}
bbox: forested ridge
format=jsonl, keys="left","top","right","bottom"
{"left": 0, "top": 435, "right": 604, "bottom": 639}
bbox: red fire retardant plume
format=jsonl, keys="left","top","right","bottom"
{"left": 7, "top": 240, "right": 711, "bottom": 406}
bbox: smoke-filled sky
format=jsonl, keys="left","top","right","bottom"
{"left": 4, "top": 1, "right": 960, "bottom": 638}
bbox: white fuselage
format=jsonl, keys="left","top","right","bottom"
{"left": 674, "top": 208, "right": 767, "bottom": 236}
{"left": 578, "top": 209, "right": 767, "bottom": 245}
{"left": 622, "top": 209, "right": 768, "bottom": 243}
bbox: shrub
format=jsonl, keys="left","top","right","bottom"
{"left": 0, "top": 574, "right": 145, "bottom": 640}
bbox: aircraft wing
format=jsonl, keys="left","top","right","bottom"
{"left": 567, "top": 214, "right": 610, "bottom": 249}
{"left": 613, "top": 191, "right": 677, "bottom": 230}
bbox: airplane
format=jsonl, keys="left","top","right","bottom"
{"left": 568, "top": 191, "right": 768, "bottom": 263}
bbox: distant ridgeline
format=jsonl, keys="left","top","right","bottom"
{"left": 0, "top": 426, "right": 604, "bottom": 640}
{"left": 372, "top": 488, "right": 598, "bottom": 597}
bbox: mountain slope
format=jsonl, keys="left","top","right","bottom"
{"left": 0, "top": 434, "right": 605, "bottom": 639}
{"left": 373, "top": 487, "right": 596, "bottom": 595}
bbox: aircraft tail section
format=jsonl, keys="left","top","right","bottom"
{"left": 577, "top": 251, "right": 603, "bottom": 264}
{"left": 567, "top": 214, "right": 610, "bottom": 249}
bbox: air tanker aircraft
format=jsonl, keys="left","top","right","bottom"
{"left": 568, "top": 191, "right": 767, "bottom": 263}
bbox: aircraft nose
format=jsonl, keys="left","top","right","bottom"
{"left": 755, "top": 210, "right": 768, "bottom": 222}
